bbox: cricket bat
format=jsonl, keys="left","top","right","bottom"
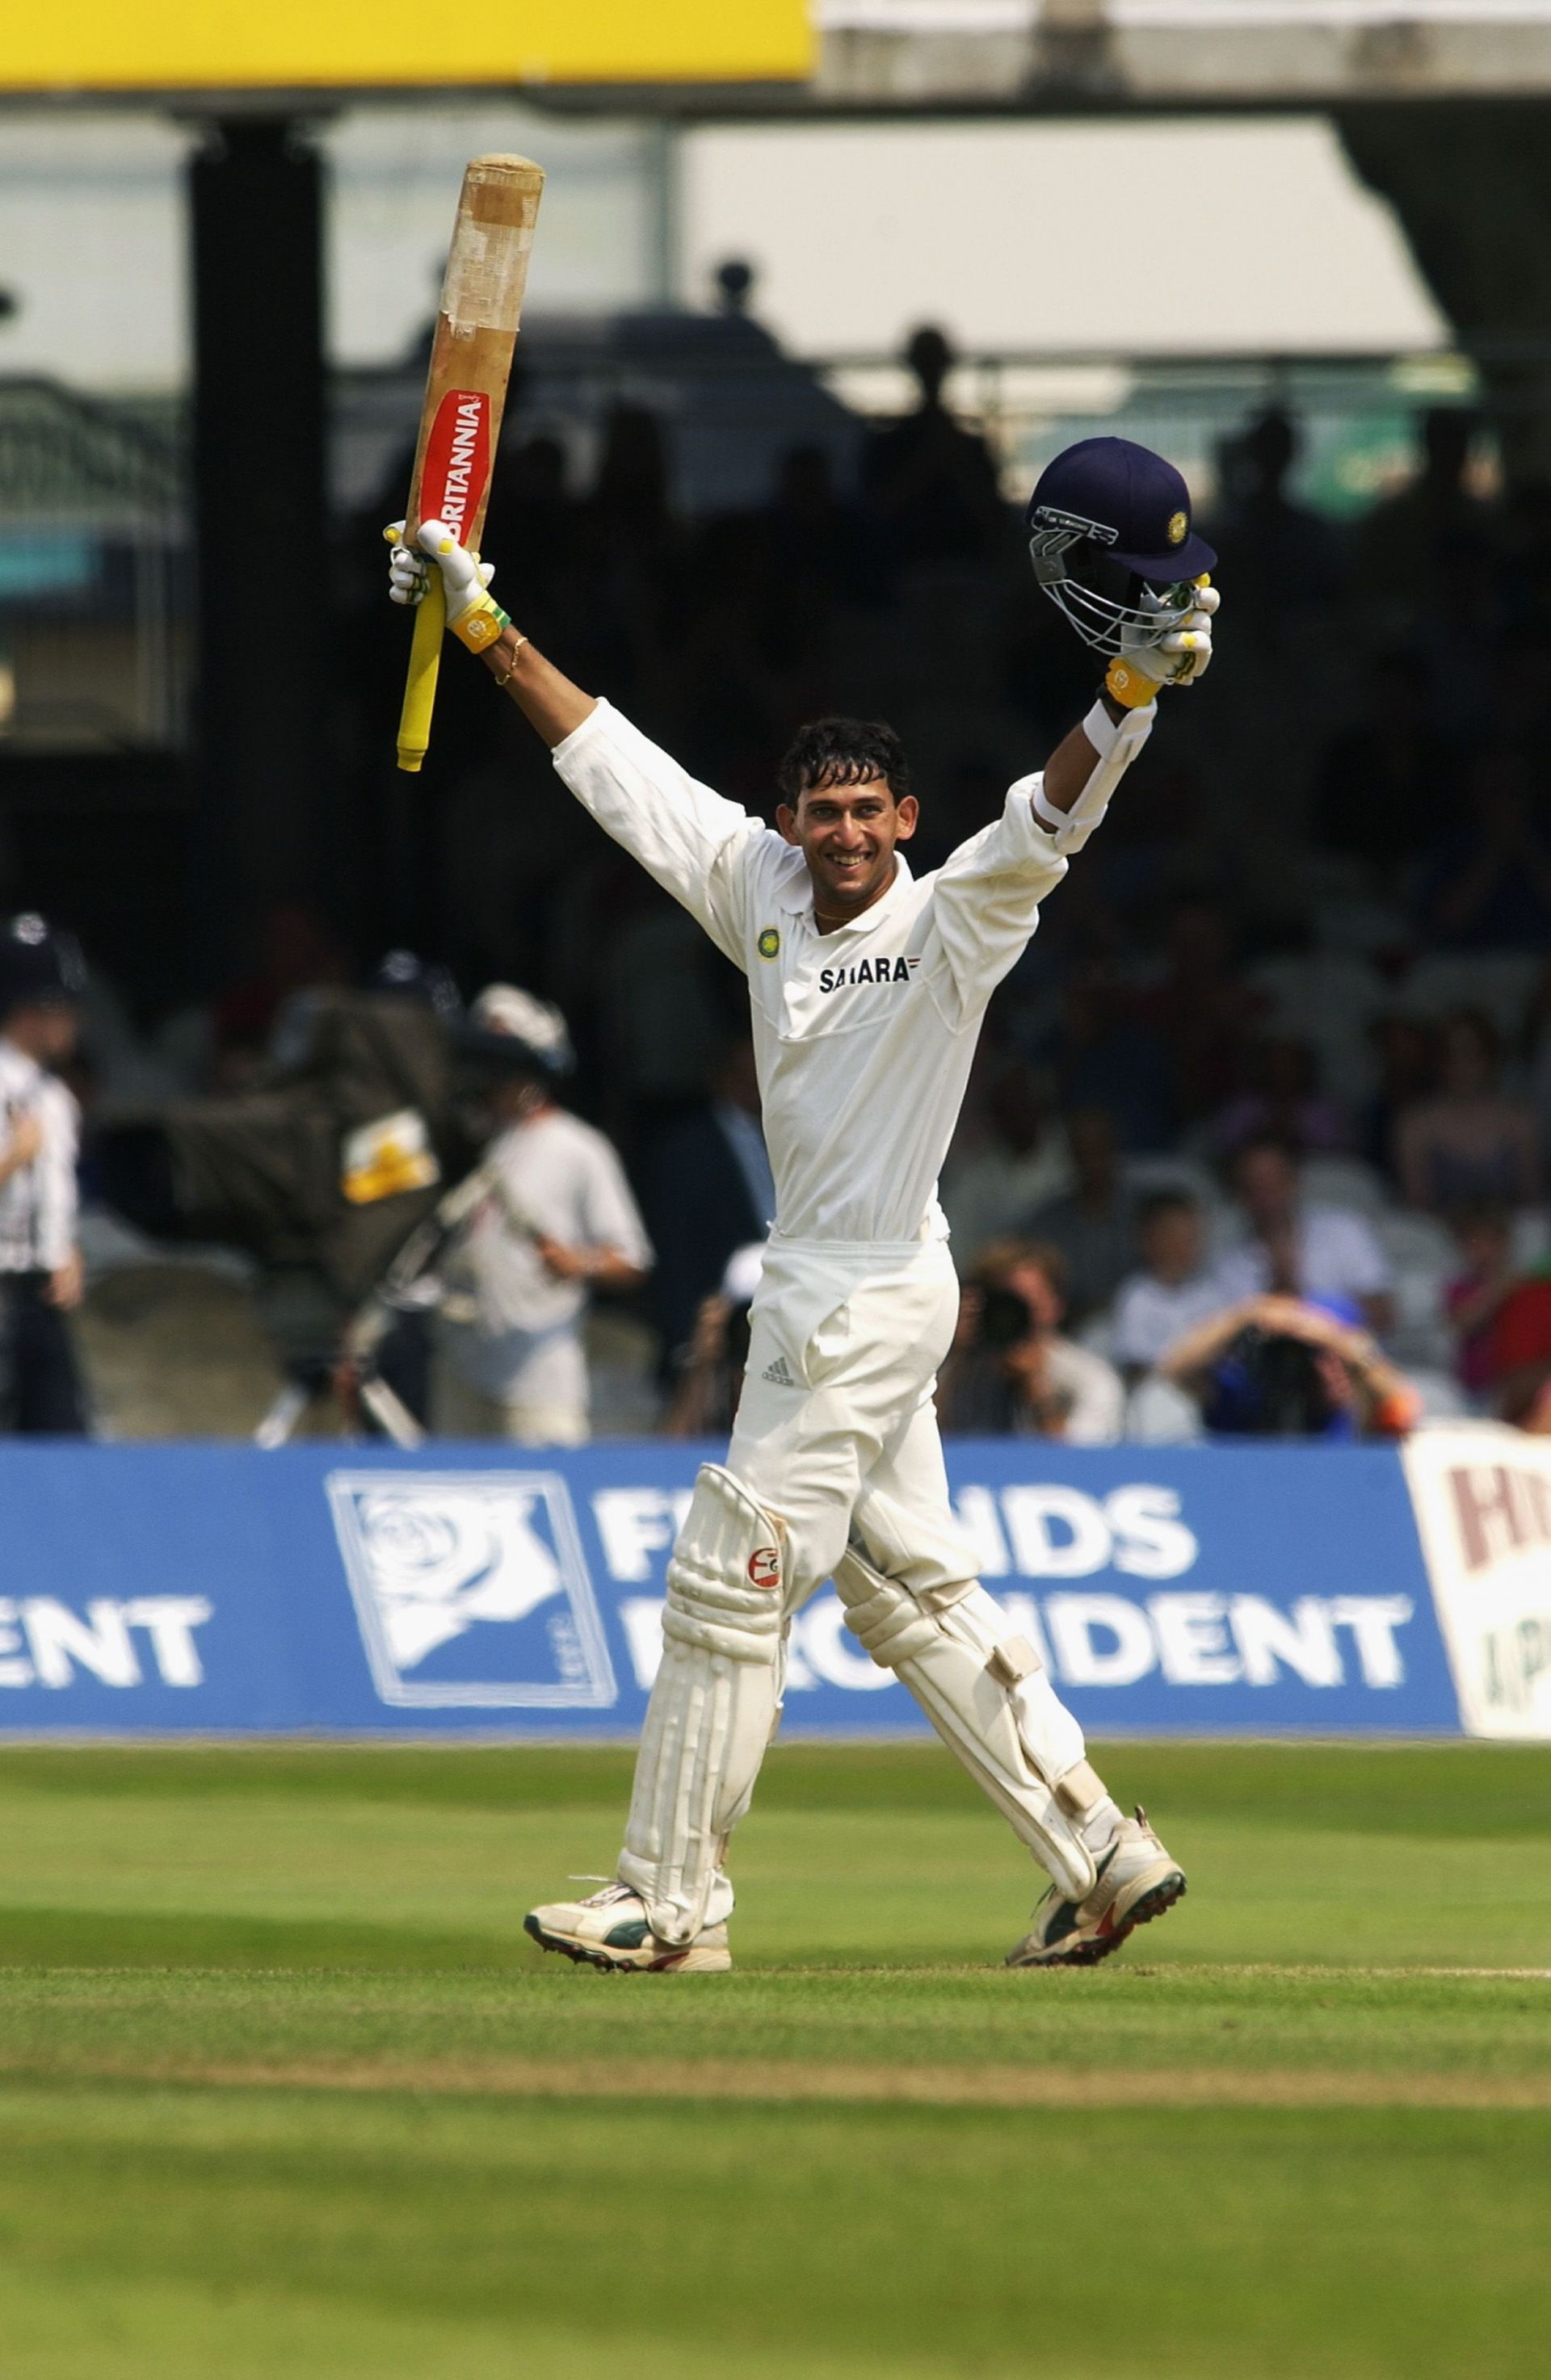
{"left": 395, "top": 153, "right": 544, "bottom": 774}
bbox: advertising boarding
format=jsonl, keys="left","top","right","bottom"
{"left": 0, "top": 1438, "right": 1487, "bottom": 1737}
{"left": 1402, "top": 1429, "right": 1551, "bottom": 1738}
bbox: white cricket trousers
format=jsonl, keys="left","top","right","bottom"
{"left": 620, "top": 1232, "right": 1087, "bottom": 1927}
{"left": 729, "top": 1233, "right": 983, "bottom": 1604}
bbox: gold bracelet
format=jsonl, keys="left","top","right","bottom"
{"left": 493, "top": 633, "right": 530, "bottom": 689}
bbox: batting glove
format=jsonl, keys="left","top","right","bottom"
{"left": 384, "top": 518, "right": 510, "bottom": 655}
{"left": 1105, "top": 577, "right": 1220, "bottom": 709}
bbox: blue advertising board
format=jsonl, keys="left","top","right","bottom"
{"left": 0, "top": 1441, "right": 1462, "bottom": 1736}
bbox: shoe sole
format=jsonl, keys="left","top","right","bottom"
{"left": 523, "top": 1913, "right": 731, "bottom": 1975}
{"left": 1007, "top": 1869, "right": 1187, "bottom": 1971}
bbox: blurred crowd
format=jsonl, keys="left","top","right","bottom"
{"left": 8, "top": 341, "right": 1551, "bottom": 1443}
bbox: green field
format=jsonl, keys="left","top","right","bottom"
{"left": 0, "top": 1740, "right": 1547, "bottom": 2380}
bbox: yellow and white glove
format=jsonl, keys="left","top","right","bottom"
{"left": 1105, "top": 577, "right": 1220, "bottom": 710}
{"left": 385, "top": 518, "right": 510, "bottom": 654}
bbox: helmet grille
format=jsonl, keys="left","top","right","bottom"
{"left": 1028, "top": 512, "right": 1195, "bottom": 657}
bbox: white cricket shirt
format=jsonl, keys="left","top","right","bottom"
{"left": 0, "top": 1036, "right": 78, "bottom": 1273}
{"left": 1110, "top": 1269, "right": 1227, "bottom": 1371}
{"left": 553, "top": 699, "right": 1153, "bottom": 1249}
{"left": 442, "top": 1106, "right": 653, "bottom": 1400}
{"left": 1210, "top": 1205, "right": 1393, "bottom": 1308}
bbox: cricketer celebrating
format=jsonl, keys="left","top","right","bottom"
{"left": 388, "top": 435, "right": 1220, "bottom": 1972}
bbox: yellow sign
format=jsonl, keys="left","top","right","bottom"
{"left": 0, "top": 2, "right": 812, "bottom": 92}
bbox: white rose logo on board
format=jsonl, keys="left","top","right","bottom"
{"left": 327, "top": 1471, "right": 617, "bottom": 1709}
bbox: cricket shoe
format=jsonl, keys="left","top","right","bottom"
{"left": 1004, "top": 1808, "right": 1185, "bottom": 1970}
{"left": 523, "top": 1882, "right": 731, "bottom": 1975}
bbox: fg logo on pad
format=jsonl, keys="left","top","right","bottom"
{"left": 327, "top": 1470, "right": 617, "bottom": 1709}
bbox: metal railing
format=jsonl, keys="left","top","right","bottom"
{"left": 0, "top": 377, "right": 187, "bottom": 749}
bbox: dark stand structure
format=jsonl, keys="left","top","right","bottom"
{"left": 189, "top": 118, "right": 326, "bottom": 980}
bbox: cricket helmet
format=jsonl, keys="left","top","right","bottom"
{"left": 0, "top": 913, "right": 86, "bottom": 1017}
{"left": 1026, "top": 437, "right": 1215, "bottom": 657}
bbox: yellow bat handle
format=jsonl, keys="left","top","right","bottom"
{"left": 396, "top": 576, "right": 445, "bottom": 774}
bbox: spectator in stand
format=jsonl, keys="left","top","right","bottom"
{"left": 1489, "top": 1264, "right": 1551, "bottom": 1429}
{"left": 939, "top": 1052, "right": 1068, "bottom": 1266}
{"left": 644, "top": 1039, "right": 774, "bottom": 1375}
{"left": 1395, "top": 1010, "right": 1540, "bottom": 1215}
{"left": 1206, "top": 1035, "right": 1347, "bottom": 1164}
{"left": 1110, "top": 1193, "right": 1224, "bottom": 1383}
{"left": 1053, "top": 974, "right": 1171, "bottom": 1151}
{"left": 754, "top": 443, "right": 888, "bottom": 611}
{"left": 1360, "top": 1014, "right": 1440, "bottom": 1184}
{"left": 1312, "top": 649, "right": 1453, "bottom": 871}
{"left": 1159, "top": 1293, "right": 1419, "bottom": 1441}
{"left": 481, "top": 433, "right": 582, "bottom": 622}
{"left": 1444, "top": 1202, "right": 1519, "bottom": 1402}
{"left": 1527, "top": 955, "right": 1551, "bottom": 1171}
{"left": 1027, "top": 1106, "right": 1139, "bottom": 1326}
{"left": 436, "top": 987, "right": 653, "bottom": 1446}
{"left": 1212, "top": 1132, "right": 1393, "bottom": 1335}
{"left": 1416, "top": 749, "right": 1551, "bottom": 951}
{"left": 568, "top": 404, "right": 684, "bottom": 711}
{"left": 937, "top": 1239, "right": 1123, "bottom": 1443}
{"left": 1138, "top": 897, "right": 1261, "bottom": 1132}
{"left": 861, "top": 325, "right": 1005, "bottom": 569}
{"left": 211, "top": 901, "right": 352, "bottom": 1092}
{"left": 1352, "top": 406, "right": 1494, "bottom": 620}
{"left": 1207, "top": 407, "right": 1345, "bottom": 637}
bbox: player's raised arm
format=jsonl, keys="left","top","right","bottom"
{"left": 388, "top": 519, "right": 763, "bottom": 963}
{"left": 927, "top": 439, "right": 1220, "bottom": 1015}
{"left": 1023, "top": 435, "right": 1219, "bottom": 841}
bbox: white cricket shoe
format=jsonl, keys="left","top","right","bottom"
{"left": 523, "top": 1882, "right": 732, "bottom": 1975}
{"left": 1004, "top": 1807, "right": 1186, "bottom": 1969}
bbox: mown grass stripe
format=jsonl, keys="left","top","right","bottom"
{"left": 6, "top": 2053, "right": 1551, "bottom": 2110}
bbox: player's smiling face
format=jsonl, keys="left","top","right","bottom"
{"left": 777, "top": 772, "right": 918, "bottom": 930}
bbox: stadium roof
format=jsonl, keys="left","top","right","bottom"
{"left": 815, "top": 0, "right": 1551, "bottom": 104}
{"left": 7, "top": 2, "right": 1551, "bottom": 110}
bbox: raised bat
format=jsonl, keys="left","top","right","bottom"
{"left": 395, "top": 153, "right": 544, "bottom": 774}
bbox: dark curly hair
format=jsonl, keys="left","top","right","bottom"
{"left": 776, "top": 716, "right": 910, "bottom": 806}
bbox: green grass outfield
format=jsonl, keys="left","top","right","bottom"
{"left": 0, "top": 1740, "right": 1547, "bottom": 2380}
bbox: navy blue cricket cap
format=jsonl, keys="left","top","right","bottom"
{"left": 1028, "top": 436, "right": 1216, "bottom": 581}
{"left": 0, "top": 913, "right": 86, "bottom": 1015}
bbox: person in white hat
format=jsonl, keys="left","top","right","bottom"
{"left": 438, "top": 984, "right": 653, "bottom": 1447}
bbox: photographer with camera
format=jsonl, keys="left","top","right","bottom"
{"left": 1214, "top": 1132, "right": 1393, "bottom": 1337}
{"left": 937, "top": 1238, "right": 1124, "bottom": 1443}
{"left": 1158, "top": 1291, "right": 1419, "bottom": 1441}
{"left": 437, "top": 986, "right": 652, "bottom": 1446}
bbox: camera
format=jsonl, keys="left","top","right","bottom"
{"left": 977, "top": 1282, "right": 1035, "bottom": 1352}
{"left": 1207, "top": 1324, "right": 1336, "bottom": 1438}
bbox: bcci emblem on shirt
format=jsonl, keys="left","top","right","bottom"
{"left": 327, "top": 1471, "right": 617, "bottom": 1707}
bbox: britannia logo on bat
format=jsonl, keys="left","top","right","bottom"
{"left": 422, "top": 389, "right": 491, "bottom": 544}
{"left": 326, "top": 1469, "right": 616, "bottom": 1708}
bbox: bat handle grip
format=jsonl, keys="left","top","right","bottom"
{"left": 395, "top": 575, "right": 445, "bottom": 774}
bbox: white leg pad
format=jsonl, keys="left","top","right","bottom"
{"left": 833, "top": 1544, "right": 1097, "bottom": 1902}
{"left": 619, "top": 1463, "right": 786, "bottom": 1944}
